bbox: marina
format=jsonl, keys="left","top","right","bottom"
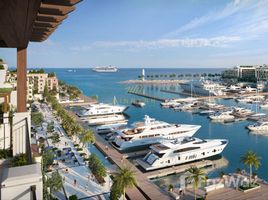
{"left": 46, "top": 68, "right": 268, "bottom": 200}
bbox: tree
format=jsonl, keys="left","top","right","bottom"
{"left": 42, "top": 150, "right": 54, "bottom": 171}
{"left": 31, "top": 112, "right": 44, "bottom": 126}
{"left": 88, "top": 154, "right": 107, "bottom": 179}
{"left": 43, "top": 83, "right": 49, "bottom": 99}
{"left": 240, "top": 151, "right": 261, "bottom": 187}
{"left": 110, "top": 182, "right": 123, "bottom": 200}
{"left": 112, "top": 166, "right": 137, "bottom": 200}
{"left": 80, "top": 129, "right": 95, "bottom": 147}
{"left": 186, "top": 166, "right": 207, "bottom": 200}
{"left": 49, "top": 171, "right": 63, "bottom": 193}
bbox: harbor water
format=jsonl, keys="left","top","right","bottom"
{"left": 46, "top": 68, "right": 268, "bottom": 187}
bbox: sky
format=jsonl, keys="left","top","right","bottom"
{"left": 1, "top": 0, "right": 268, "bottom": 68}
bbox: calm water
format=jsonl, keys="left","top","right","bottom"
{"left": 45, "top": 68, "right": 268, "bottom": 185}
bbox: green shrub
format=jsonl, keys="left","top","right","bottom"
{"left": 0, "top": 149, "right": 12, "bottom": 159}
{"left": 12, "top": 153, "right": 28, "bottom": 167}
{"left": 69, "top": 195, "right": 78, "bottom": 200}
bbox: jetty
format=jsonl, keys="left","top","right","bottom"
{"left": 128, "top": 91, "right": 166, "bottom": 102}
{"left": 121, "top": 79, "right": 187, "bottom": 84}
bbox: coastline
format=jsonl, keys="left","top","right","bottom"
{"left": 120, "top": 79, "right": 187, "bottom": 84}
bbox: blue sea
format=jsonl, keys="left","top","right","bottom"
{"left": 45, "top": 68, "right": 268, "bottom": 186}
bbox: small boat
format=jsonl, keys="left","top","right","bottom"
{"left": 132, "top": 100, "right": 145, "bottom": 107}
{"left": 247, "top": 121, "right": 268, "bottom": 132}
{"left": 209, "top": 111, "right": 234, "bottom": 120}
{"left": 199, "top": 110, "right": 216, "bottom": 115}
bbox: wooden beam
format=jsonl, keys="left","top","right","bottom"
{"left": 17, "top": 48, "right": 27, "bottom": 112}
{"left": 42, "top": 0, "right": 82, "bottom": 6}
{"left": 39, "top": 3, "right": 75, "bottom": 16}
{"left": 36, "top": 13, "right": 67, "bottom": 23}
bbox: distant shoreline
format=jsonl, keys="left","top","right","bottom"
{"left": 120, "top": 79, "right": 187, "bottom": 84}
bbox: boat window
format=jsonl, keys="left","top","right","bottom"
{"left": 155, "top": 152, "right": 165, "bottom": 158}
{"left": 178, "top": 156, "right": 180, "bottom": 160}
{"left": 173, "top": 147, "right": 200, "bottom": 153}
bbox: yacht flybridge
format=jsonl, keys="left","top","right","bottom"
{"left": 112, "top": 115, "right": 201, "bottom": 150}
{"left": 137, "top": 137, "right": 228, "bottom": 171}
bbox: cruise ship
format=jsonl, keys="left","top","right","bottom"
{"left": 92, "top": 65, "right": 118, "bottom": 72}
{"left": 137, "top": 137, "right": 228, "bottom": 171}
{"left": 77, "top": 103, "right": 128, "bottom": 117}
{"left": 112, "top": 115, "right": 201, "bottom": 150}
{"left": 180, "top": 79, "right": 225, "bottom": 96}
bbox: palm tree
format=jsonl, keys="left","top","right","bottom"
{"left": 240, "top": 150, "right": 261, "bottom": 187}
{"left": 113, "top": 166, "right": 137, "bottom": 200}
{"left": 80, "top": 129, "right": 95, "bottom": 147}
{"left": 186, "top": 166, "right": 207, "bottom": 200}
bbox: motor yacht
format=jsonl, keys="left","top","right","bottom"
{"left": 247, "top": 121, "right": 268, "bottom": 132}
{"left": 137, "top": 137, "right": 228, "bottom": 171}
{"left": 112, "top": 115, "right": 201, "bottom": 150}
{"left": 78, "top": 103, "right": 127, "bottom": 117}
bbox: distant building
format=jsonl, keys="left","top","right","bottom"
{"left": 6, "top": 70, "right": 59, "bottom": 101}
{"left": 222, "top": 65, "right": 268, "bottom": 81}
{"left": 142, "top": 69, "right": 145, "bottom": 81}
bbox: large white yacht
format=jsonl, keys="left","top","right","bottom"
{"left": 137, "top": 137, "right": 228, "bottom": 171}
{"left": 92, "top": 65, "right": 118, "bottom": 72}
{"left": 247, "top": 121, "right": 268, "bottom": 132}
{"left": 112, "top": 115, "right": 201, "bottom": 150}
{"left": 82, "top": 114, "right": 127, "bottom": 126}
{"left": 180, "top": 79, "right": 225, "bottom": 96}
{"left": 78, "top": 103, "right": 127, "bottom": 117}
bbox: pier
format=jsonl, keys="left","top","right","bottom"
{"left": 128, "top": 91, "right": 166, "bottom": 102}
{"left": 144, "top": 160, "right": 213, "bottom": 179}
{"left": 121, "top": 79, "right": 187, "bottom": 84}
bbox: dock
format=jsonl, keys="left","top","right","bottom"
{"left": 144, "top": 160, "right": 213, "bottom": 179}
{"left": 121, "top": 79, "right": 187, "bottom": 84}
{"left": 128, "top": 91, "right": 166, "bottom": 102}
{"left": 160, "top": 89, "right": 268, "bottom": 101}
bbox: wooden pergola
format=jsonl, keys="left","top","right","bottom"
{"left": 0, "top": 0, "right": 82, "bottom": 112}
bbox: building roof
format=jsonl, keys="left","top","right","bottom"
{"left": 1, "top": 164, "right": 42, "bottom": 187}
{"left": 0, "top": 0, "right": 82, "bottom": 48}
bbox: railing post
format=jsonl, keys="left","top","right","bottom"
{"left": 25, "top": 117, "right": 32, "bottom": 164}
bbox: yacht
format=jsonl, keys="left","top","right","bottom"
{"left": 137, "top": 137, "right": 228, "bottom": 171}
{"left": 260, "top": 102, "right": 268, "bottom": 109}
{"left": 96, "top": 123, "right": 126, "bottom": 134}
{"left": 82, "top": 114, "right": 127, "bottom": 126}
{"left": 161, "top": 99, "right": 180, "bottom": 108}
{"left": 209, "top": 111, "right": 234, "bottom": 120}
{"left": 112, "top": 115, "right": 201, "bottom": 150}
{"left": 132, "top": 100, "right": 146, "bottom": 107}
{"left": 224, "top": 85, "right": 241, "bottom": 93}
{"left": 247, "top": 121, "right": 268, "bottom": 132}
{"left": 78, "top": 103, "right": 127, "bottom": 117}
{"left": 92, "top": 65, "right": 118, "bottom": 72}
{"left": 180, "top": 79, "right": 225, "bottom": 96}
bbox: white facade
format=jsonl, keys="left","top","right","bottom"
{"left": 0, "top": 111, "right": 31, "bottom": 156}
{"left": 1, "top": 164, "right": 43, "bottom": 200}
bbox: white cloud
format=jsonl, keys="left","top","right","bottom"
{"left": 92, "top": 36, "right": 240, "bottom": 49}
{"left": 69, "top": 36, "right": 241, "bottom": 52}
{"left": 164, "top": 0, "right": 251, "bottom": 38}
